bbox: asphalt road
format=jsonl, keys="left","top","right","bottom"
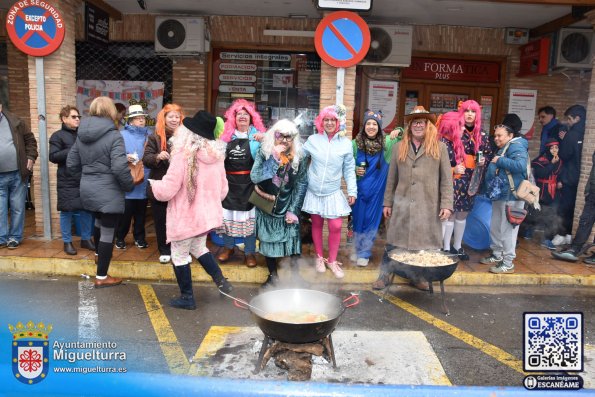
{"left": 0, "top": 273, "right": 592, "bottom": 392}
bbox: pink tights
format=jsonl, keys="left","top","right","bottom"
{"left": 310, "top": 214, "right": 343, "bottom": 263}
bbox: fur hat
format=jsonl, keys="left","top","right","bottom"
{"left": 182, "top": 110, "right": 217, "bottom": 140}
{"left": 363, "top": 109, "right": 383, "bottom": 130}
{"left": 500, "top": 113, "right": 522, "bottom": 135}
{"left": 404, "top": 105, "right": 436, "bottom": 125}
{"left": 127, "top": 104, "right": 147, "bottom": 118}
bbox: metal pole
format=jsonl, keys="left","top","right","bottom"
{"left": 35, "top": 57, "right": 52, "bottom": 240}
{"left": 336, "top": 67, "right": 344, "bottom": 105}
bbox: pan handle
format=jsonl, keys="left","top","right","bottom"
{"left": 343, "top": 294, "right": 360, "bottom": 308}
{"left": 233, "top": 299, "right": 249, "bottom": 310}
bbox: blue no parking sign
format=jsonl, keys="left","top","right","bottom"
{"left": 314, "top": 11, "right": 370, "bottom": 68}
{"left": 6, "top": 1, "right": 65, "bottom": 57}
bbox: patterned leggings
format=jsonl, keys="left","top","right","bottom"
{"left": 171, "top": 233, "right": 210, "bottom": 266}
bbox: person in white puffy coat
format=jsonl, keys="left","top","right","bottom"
{"left": 302, "top": 104, "right": 357, "bottom": 279}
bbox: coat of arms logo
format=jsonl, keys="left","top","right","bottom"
{"left": 9, "top": 321, "right": 52, "bottom": 384}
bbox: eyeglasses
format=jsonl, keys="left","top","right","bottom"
{"left": 70, "top": 115, "right": 81, "bottom": 119}
{"left": 411, "top": 120, "right": 426, "bottom": 126}
{"left": 494, "top": 124, "right": 513, "bottom": 134}
{"left": 276, "top": 134, "right": 294, "bottom": 142}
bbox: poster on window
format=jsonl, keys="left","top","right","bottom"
{"left": 508, "top": 89, "right": 537, "bottom": 138}
{"left": 273, "top": 74, "right": 294, "bottom": 88}
{"left": 480, "top": 96, "right": 493, "bottom": 133}
{"left": 76, "top": 80, "right": 165, "bottom": 129}
{"left": 367, "top": 81, "right": 398, "bottom": 132}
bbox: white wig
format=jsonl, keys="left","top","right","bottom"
{"left": 260, "top": 119, "right": 303, "bottom": 172}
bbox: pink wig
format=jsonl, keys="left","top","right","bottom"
{"left": 458, "top": 100, "right": 482, "bottom": 153}
{"left": 314, "top": 105, "right": 340, "bottom": 134}
{"left": 438, "top": 111, "right": 465, "bottom": 165}
{"left": 220, "top": 99, "right": 266, "bottom": 143}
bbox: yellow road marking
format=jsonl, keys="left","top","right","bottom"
{"left": 188, "top": 326, "right": 243, "bottom": 376}
{"left": 138, "top": 284, "right": 190, "bottom": 374}
{"left": 374, "top": 290, "right": 527, "bottom": 375}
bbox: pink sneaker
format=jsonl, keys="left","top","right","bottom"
{"left": 315, "top": 256, "right": 326, "bottom": 273}
{"left": 327, "top": 261, "right": 344, "bottom": 279}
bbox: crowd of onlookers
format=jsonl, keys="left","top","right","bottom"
{"left": 0, "top": 97, "right": 592, "bottom": 308}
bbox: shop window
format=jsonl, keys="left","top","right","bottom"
{"left": 212, "top": 49, "right": 320, "bottom": 138}
{"left": 76, "top": 41, "right": 173, "bottom": 104}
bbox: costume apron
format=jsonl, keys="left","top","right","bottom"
{"left": 222, "top": 138, "right": 254, "bottom": 211}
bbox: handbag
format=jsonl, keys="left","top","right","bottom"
{"left": 248, "top": 185, "right": 276, "bottom": 215}
{"left": 129, "top": 161, "right": 145, "bottom": 185}
{"left": 505, "top": 204, "right": 527, "bottom": 227}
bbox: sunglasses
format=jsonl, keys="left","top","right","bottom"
{"left": 411, "top": 120, "right": 426, "bottom": 126}
{"left": 70, "top": 115, "right": 81, "bottom": 119}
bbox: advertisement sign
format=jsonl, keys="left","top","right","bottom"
{"left": 402, "top": 57, "right": 500, "bottom": 83}
{"left": 367, "top": 80, "right": 398, "bottom": 131}
{"left": 508, "top": 89, "right": 537, "bottom": 137}
{"left": 85, "top": 2, "right": 109, "bottom": 46}
{"left": 76, "top": 80, "right": 165, "bottom": 128}
{"left": 317, "top": 0, "right": 372, "bottom": 11}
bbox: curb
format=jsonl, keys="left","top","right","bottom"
{"left": 1, "top": 256, "right": 593, "bottom": 287}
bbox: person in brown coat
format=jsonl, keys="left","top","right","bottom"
{"left": 143, "top": 103, "right": 185, "bottom": 263}
{"left": 373, "top": 106, "right": 453, "bottom": 291}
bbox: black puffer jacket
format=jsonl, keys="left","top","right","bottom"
{"left": 67, "top": 116, "right": 134, "bottom": 214}
{"left": 49, "top": 124, "right": 82, "bottom": 211}
{"left": 558, "top": 120, "right": 585, "bottom": 188}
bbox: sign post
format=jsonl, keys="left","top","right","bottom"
{"left": 315, "top": 11, "right": 370, "bottom": 105}
{"left": 6, "top": 1, "right": 66, "bottom": 240}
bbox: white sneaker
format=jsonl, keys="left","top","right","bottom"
{"left": 551, "top": 235, "right": 565, "bottom": 246}
{"left": 564, "top": 234, "right": 572, "bottom": 245}
{"left": 326, "top": 261, "right": 345, "bottom": 279}
{"left": 349, "top": 253, "right": 357, "bottom": 262}
{"left": 159, "top": 255, "right": 171, "bottom": 264}
{"left": 356, "top": 257, "right": 369, "bottom": 267}
{"left": 315, "top": 256, "right": 326, "bottom": 273}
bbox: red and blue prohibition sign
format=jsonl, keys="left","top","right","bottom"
{"left": 314, "top": 11, "right": 370, "bottom": 68}
{"left": 6, "top": 2, "right": 65, "bottom": 57}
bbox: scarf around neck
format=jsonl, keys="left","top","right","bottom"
{"left": 356, "top": 131, "right": 383, "bottom": 155}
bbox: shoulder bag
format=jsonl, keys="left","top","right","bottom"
{"left": 248, "top": 164, "right": 290, "bottom": 215}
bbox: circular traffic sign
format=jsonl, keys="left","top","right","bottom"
{"left": 314, "top": 11, "right": 370, "bottom": 68}
{"left": 6, "top": 2, "right": 65, "bottom": 57}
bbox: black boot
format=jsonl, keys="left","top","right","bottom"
{"left": 64, "top": 242, "right": 77, "bottom": 255}
{"left": 170, "top": 264, "right": 196, "bottom": 310}
{"left": 197, "top": 252, "right": 233, "bottom": 293}
{"left": 260, "top": 273, "right": 279, "bottom": 289}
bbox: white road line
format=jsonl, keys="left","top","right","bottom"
{"left": 78, "top": 281, "right": 99, "bottom": 341}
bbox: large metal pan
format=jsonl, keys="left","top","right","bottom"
{"left": 383, "top": 248, "right": 459, "bottom": 282}
{"left": 245, "top": 288, "right": 359, "bottom": 344}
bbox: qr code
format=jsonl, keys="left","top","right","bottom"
{"left": 524, "top": 312, "right": 583, "bottom": 371}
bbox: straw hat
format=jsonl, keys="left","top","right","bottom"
{"left": 404, "top": 105, "right": 436, "bottom": 125}
{"left": 127, "top": 104, "right": 148, "bottom": 118}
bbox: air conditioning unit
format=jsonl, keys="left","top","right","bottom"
{"left": 155, "top": 16, "right": 207, "bottom": 55}
{"left": 360, "top": 25, "right": 413, "bottom": 67}
{"left": 553, "top": 28, "right": 594, "bottom": 69}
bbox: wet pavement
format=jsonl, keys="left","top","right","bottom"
{"left": 0, "top": 274, "right": 592, "bottom": 391}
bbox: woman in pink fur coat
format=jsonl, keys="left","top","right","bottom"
{"left": 149, "top": 111, "right": 232, "bottom": 310}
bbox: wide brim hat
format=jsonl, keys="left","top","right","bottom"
{"left": 126, "top": 104, "right": 148, "bottom": 118}
{"left": 183, "top": 110, "right": 217, "bottom": 140}
{"left": 404, "top": 105, "right": 436, "bottom": 125}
